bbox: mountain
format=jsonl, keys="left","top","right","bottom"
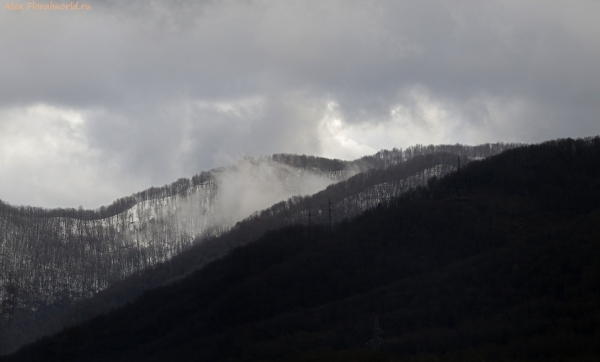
{"left": 0, "top": 143, "right": 517, "bottom": 353}
{"left": 4, "top": 136, "right": 599, "bottom": 362}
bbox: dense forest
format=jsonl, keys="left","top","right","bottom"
{"left": 3, "top": 137, "right": 598, "bottom": 361}
{"left": 0, "top": 143, "right": 517, "bottom": 353}
{"left": 6, "top": 144, "right": 516, "bottom": 352}
{"left": 16, "top": 151, "right": 457, "bottom": 349}
{"left": 0, "top": 155, "right": 357, "bottom": 352}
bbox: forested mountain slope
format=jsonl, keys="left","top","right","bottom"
{"left": 17, "top": 145, "right": 516, "bottom": 351}
{"left": 0, "top": 156, "right": 346, "bottom": 352}
{"left": 5, "top": 136, "right": 599, "bottom": 361}
{"left": 0, "top": 157, "right": 350, "bottom": 299}
{"left": 0, "top": 143, "right": 516, "bottom": 353}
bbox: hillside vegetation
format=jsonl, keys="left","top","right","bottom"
{"left": 5, "top": 137, "right": 599, "bottom": 361}
{"left": 1, "top": 144, "right": 514, "bottom": 352}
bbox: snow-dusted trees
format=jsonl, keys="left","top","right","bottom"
{"left": 0, "top": 143, "right": 519, "bottom": 352}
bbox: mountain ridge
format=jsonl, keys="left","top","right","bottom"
{"left": 4, "top": 136, "right": 598, "bottom": 361}
{"left": 0, "top": 142, "right": 518, "bottom": 353}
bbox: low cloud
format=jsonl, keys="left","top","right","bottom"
{"left": 215, "top": 158, "right": 337, "bottom": 222}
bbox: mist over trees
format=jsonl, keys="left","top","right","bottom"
{"left": 5, "top": 137, "right": 599, "bottom": 362}
{"left": 0, "top": 143, "right": 516, "bottom": 353}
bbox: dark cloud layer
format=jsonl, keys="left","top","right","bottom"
{"left": 1, "top": 0, "right": 599, "bottom": 208}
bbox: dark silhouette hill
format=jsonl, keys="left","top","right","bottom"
{"left": 0, "top": 143, "right": 516, "bottom": 353}
{"left": 1, "top": 143, "right": 516, "bottom": 354}
{"left": 5, "top": 137, "right": 600, "bottom": 361}
{"left": 15, "top": 151, "right": 463, "bottom": 351}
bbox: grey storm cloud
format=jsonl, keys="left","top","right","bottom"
{"left": 1, "top": 0, "right": 599, "bottom": 208}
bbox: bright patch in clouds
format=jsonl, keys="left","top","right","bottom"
{"left": 0, "top": 105, "right": 132, "bottom": 209}
{"left": 318, "top": 101, "right": 377, "bottom": 160}
{"left": 319, "top": 88, "right": 467, "bottom": 160}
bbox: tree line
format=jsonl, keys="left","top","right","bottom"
{"left": 0, "top": 143, "right": 517, "bottom": 353}
{"left": 5, "top": 136, "right": 599, "bottom": 362}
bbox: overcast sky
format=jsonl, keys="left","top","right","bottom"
{"left": 1, "top": 0, "right": 599, "bottom": 209}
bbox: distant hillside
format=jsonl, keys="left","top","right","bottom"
{"left": 5, "top": 137, "right": 599, "bottom": 361}
{"left": 0, "top": 156, "right": 349, "bottom": 352}
{"left": 21, "top": 152, "right": 458, "bottom": 347}
{"left": 0, "top": 143, "right": 516, "bottom": 353}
